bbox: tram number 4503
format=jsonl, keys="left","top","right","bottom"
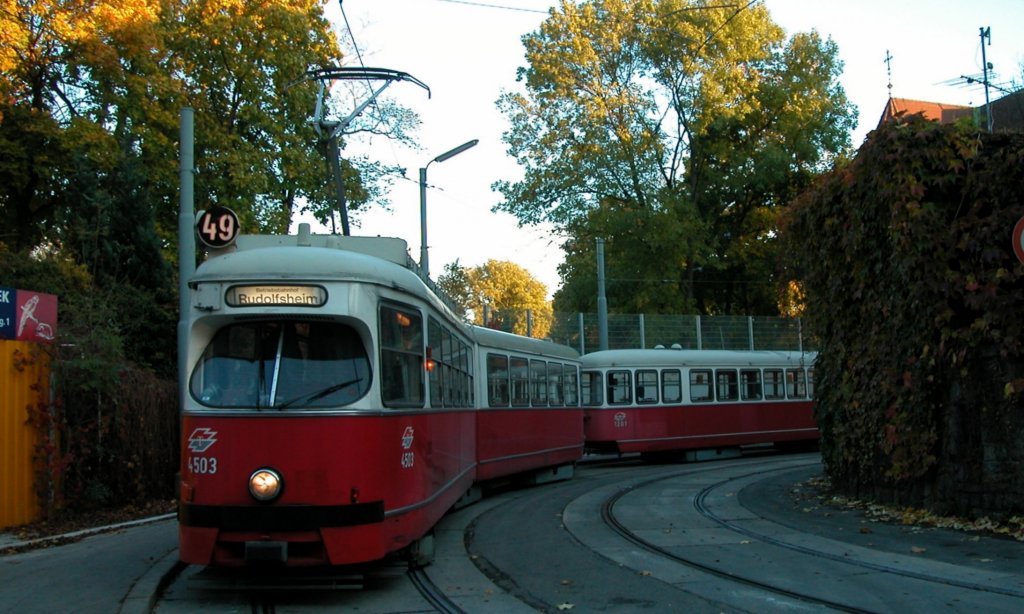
{"left": 187, "top": 456, "right": 218, "bottom": 474}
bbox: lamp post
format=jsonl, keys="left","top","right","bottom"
{"left": 419, "top": 139, "right": 478, "bottom": 280}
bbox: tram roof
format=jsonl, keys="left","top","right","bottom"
{"left": 471, "top": 325, "right": 580, "bottom": 361}
{"left": 579, "top": 348, "right": 816, "bottom": 369}
{"left": 191, "top": 234, "right": 456, "bottom": 317}
{"left": 193, "top": 243, "right": 419, "bottom": 285}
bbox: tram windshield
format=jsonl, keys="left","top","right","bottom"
{"left": 189, "top": 321, "right": 371, "bottom": 409}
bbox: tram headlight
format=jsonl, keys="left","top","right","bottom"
{"left": 248, "top": 468, "right": 283, "bottom": 502}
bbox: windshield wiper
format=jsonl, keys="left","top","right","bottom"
{"left": 274, "top": 378, "right": 363, "bottom": 410}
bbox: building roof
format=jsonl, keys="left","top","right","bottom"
{"left": 989, "top": 90, "right": 1024, "bottom": 131}
{"left": 876, "top": 97, "right": 975, "bottom": 128}
{"left": 877, "top": 91, "right": 1024, "bottom": 132}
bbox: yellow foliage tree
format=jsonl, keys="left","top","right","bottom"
{"left": 465, "top": 260, "right": 553, "bottom": 339}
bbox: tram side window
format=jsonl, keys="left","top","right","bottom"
{"left": 487, "top": 353, "right": 509, "bottom": 407}
{"left": 763, "top": 368, "right": 785, "bottom": 400}
{"left": 427, "top": 318, "right": 473, "bottom": 408}
{"left": 607, "top": 370, "right": 632, "bottom": 405}
{"left": 661, "top": 369, "right": 682, "bottom": 404}
{"left": 716, "top": 369, "right": 739, "bottom": 401}
{"left": 531, "top": 360, "right": 548, "bottom": 406}
{"left": 564, "top": 365, "right": 580, "bottom": 406}
{"left": 786, "top": 368, "right": 807, "bottom": 399}
{"left": 380, "top": 305, "right": 425, "bottom": 407}
{"left": 581, "top": 371, "right": 603, "bottom": 406}
{"left": 690, "top": 369, "right": 713, "bottom": 402}
{"left": 442, "top": 327, "right": 455, "bottom": 407}
{"left": 807, "top": 368, "right": 815, "bottom": 399}
{"left": 455, "top": 336, "right": 472, "bottom": 406}
{"left": 741, "top": 369, "right": 762, "bottom": 401}
{"left": 458, "top": 341, "right": 472, "bottom": 406}
{"left": 548, "top": 362, "right": 564, "bottom": 407}
{"left": 511, "top": 357, "right": 530, "bottom": 406}
{"left": 636, "top": 370, "right": 659, "bottom": 404}
{"left": 427, "top": 318, "right": 443, "bottom": 407}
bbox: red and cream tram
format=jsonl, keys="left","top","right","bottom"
{"left": 580, "top": 348, "right": 818, "bottom": 459}
{"left": 473, "top": 327, "right": 582, "bottom": 483}
{"left": 178, "top": 227, "right": 581, "bottom": 568}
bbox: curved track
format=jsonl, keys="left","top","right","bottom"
{"left": 692, "top": 469, "right": 1024, "bottom": 602}
{"left": 154, "top": 452, "right": 1024, "bottom": 612}
{"left": 408, "top": 565, "right": 466, "bottom": 614}
{"left": 466, "top": 453, "right": 1024, "bottom": 612}
{"left": 599, "top": 462, "right": 873, "bottom": 612}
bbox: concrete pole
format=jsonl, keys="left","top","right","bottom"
{"left": 177, "top": 108, "right": 196, "bottom": 405}
{"left": 597, "top": 238, "right": 608, "bottom": 351}
{"left": 419, "top": 167, "right": 429, "bottom": 279}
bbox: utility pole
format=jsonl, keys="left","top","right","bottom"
{"left": 177, "top": 108, "right": 195, "bottom": 406}
{"left": 596, "top": 238, "right": 608, "bottom": 351}
{"left": 980, "top": 27, "right": 992, "bottom": 132}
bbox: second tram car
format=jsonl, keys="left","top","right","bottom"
{"left": 580, "top": 348, "right": 818, "bottom": 458}
{"left": 178, "top": 227, "right": 581, "bottom": 568}
{"left": 474, "top": 327, "right": 582, "bottom": 483}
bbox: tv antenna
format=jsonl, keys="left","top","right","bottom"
{"left": 980, "top": 27, "right": 992, "bottom": 132}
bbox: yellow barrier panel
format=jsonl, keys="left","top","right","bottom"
{"left": 0, "top": 341, "right": 50, "bottom": 529}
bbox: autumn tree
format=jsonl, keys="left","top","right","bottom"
{"left": 0, "top": 0, "right": 424, "bottom": 363}
{"left": 0, "top": 1, "right": 422, "bottom": 508}
{"left": 0, "top": 0, "right": 420, "bottom": 255}
{"left": 436, "top": 259, "right": 474, "bottom": 320}
{"left": 497, "top": 0, "right": 856, "bottom": 316}
{"left": 439, "top": 260, "right": 553, "bottom": 338}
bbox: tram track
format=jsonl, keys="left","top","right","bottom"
{"left": 465, "top": 453, "right": 822, "bottom": 613}
{"left": 587, "top": 455, "right": 1024, "bottom": 612}
{"left": 599, "top": 460, "right": 874, "bottom": 613}
{"left": 408, "top": 566, "right": 467, "bottom": 614}
{"left": 152, "top": 452, "right": 1024, "bottom": 612}
{"left": 692, "top": 471, "right": 1024, "bottom": 601}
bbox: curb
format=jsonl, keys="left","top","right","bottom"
{"left": 1, "top": 513, "right": 178, "bottom": 552}
{"left": 119, "top": 548, "right": 188, "bottom": 614}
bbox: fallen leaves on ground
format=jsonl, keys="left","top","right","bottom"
{"left": 800, "top": 476, "right": 1024, "bottom": 541}
{"left": 2, "top": 499, "right": 176, "bottom": 552}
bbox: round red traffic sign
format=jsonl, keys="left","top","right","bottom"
{"left": 1014, "top": 215, "right": 1024, "bottom": 264}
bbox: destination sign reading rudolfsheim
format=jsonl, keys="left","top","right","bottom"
{"left": 225, "top": 285, "right": 327, "bottom": 307}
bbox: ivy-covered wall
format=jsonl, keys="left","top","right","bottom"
{"left": 786, "top": 116, "right": 1024, "bottom": 517}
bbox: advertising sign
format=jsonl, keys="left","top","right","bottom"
{"left": 0, "top": 287, "right": 58, "bottom": 342}
{"left": 0, "top": 287, "right": 13, "bottom": 340}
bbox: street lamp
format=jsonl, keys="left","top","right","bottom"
{"left": 419, "top": 139, "right": 479, "bottom": 280}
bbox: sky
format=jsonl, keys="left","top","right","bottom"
{"left": 299, "top": 0, "right": 1024, "bottom": 298}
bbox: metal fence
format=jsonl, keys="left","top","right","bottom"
{"left": 502, "top": 312, "right": 811, "bottom": 354}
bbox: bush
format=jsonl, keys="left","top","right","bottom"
{"left": 2, "top": 246, "right": 179, "bottom": 515}
{"left": 784, "top": 116, "right": 1024, "bottom": 516}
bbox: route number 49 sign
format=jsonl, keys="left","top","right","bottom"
{"left": 196, "top": 206, "right": 240, "bottom": 249}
